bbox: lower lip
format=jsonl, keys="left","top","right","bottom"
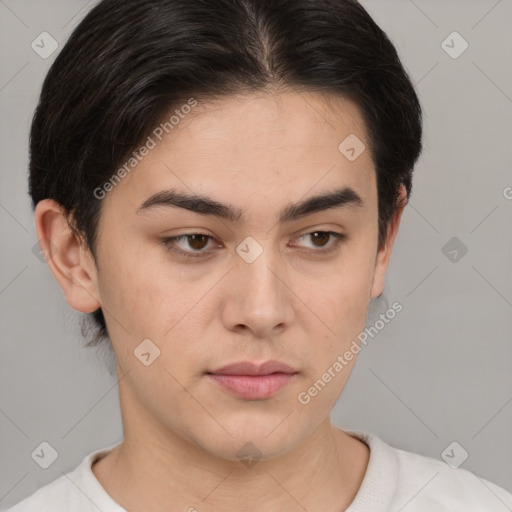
{"left": 207, "top": 373, "right": 297, "bottom": 400}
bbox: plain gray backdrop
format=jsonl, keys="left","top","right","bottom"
{"left": 1, "top": 0, "right": 511, "bottom": 508}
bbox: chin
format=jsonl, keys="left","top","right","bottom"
{"left": 185, "top": 421, "right": 299, "bottom": 464}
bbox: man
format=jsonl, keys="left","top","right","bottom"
{"left": 6, "top": 0, "right": 512, "bottom": 510}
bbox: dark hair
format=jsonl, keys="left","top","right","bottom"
{"left": 29, "top": 0, "right": 422, "bottom": 348}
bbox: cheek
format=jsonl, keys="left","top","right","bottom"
{"left": 313, "top": 244, "right": 376, "bottom": 334}
{"left": 97, "top": 249, "right": 217, "bottom": 381}
{"left": 93, "top": 239, "right": 164, "bottom": 354}
{"left": 296, "top": 237, "right": 377, "bottom": 390}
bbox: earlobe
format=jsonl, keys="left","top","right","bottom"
{"left": 370, "top": 185, "right": 407, "bottom": 299}
{"left": 34, "top": 199, "right": 101, "bottom": 313}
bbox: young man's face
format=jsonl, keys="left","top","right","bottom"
{"left": 44, "top": 91, "right": 403, "bottom": 462}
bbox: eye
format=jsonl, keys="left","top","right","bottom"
{"left": 161, "top": 233, "right": 219, "bottom": 259}
{"left": 161, "top": 230, "right": 346, "bottom": 260}
{"left": 292, "top": 231, "right": 346, "bottom": 253}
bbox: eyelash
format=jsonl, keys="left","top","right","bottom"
{"left": 161, "top": 231, "right": 346, "bottom": 260}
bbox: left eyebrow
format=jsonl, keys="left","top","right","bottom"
{"left": 135, "top": 186, "right": 364, "bottom": 223}
{"left": 280, "top": 187, "right": 364, "bottom": 222}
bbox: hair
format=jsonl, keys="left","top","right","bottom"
{"left": 29, "top": 0, "right": 422, "bottom": 348}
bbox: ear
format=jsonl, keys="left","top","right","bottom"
{"left": 34, "top": 199, "right": 101, "bottom": 313}
{"left": 370, "top": 184, "right": 407, "bottom": 299}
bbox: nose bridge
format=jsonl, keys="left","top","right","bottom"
{"left": 228, "top": 236, "right": 291, "bottom": 333}
{"left": 239, "top": 237, "right": 281, "bottom": 304}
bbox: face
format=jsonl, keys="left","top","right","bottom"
{"left": 48, "top": 91, "right": 402, "bottom": 462}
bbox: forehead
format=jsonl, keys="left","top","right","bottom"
{"left": 104, "top": 90, "right": 376, "bottom": 216}
{"left": 167, "top": 90, "right": 370, "bottom": 160}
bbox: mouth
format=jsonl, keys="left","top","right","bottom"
{"left": 206, "top": 360, "right": 298, "bottom": 400}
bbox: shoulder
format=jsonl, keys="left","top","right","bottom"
{"left": 3, "top": 473, "right": 80, "bottom": 512}
{"left": 347, "top": 430, "right": 512, "bottom": 511}
{"left": 392, "top": 442, "right": 512, "bottom": 510}
{"left": 2, "top": 443, "right": 123, "bottom": 512}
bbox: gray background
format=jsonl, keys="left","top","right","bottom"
{"left": 1, "top": 0, "right": 511, "bottom": 508}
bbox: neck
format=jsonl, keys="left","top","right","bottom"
{"left": 92, "top": 419, "right": 369, "bottom": 511}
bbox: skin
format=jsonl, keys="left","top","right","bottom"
{"left": 35, "top": 90, "right": 406, "bottom": 511}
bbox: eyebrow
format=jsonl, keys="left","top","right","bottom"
{"left": 136, "top": 186, "right": 363, "bottom": 223}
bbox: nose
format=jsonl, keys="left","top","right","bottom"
{"left": 221, "top": 244, "right": 294, "bottom": 338}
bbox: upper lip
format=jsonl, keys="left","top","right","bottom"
{"left": 208, "top": 360, "right": 298, "bottom": 376}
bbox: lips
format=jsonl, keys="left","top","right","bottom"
{"left": 207, "top": 360, "right": 298, "bottom": 400}
{"left": 208, "top": 360, "right": 297, "bottom": 376}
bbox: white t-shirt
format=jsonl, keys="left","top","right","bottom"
{"left": 4, "top": 430, "right": 512, "bottom": 511}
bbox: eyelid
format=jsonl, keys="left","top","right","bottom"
{"left": 290, "top": 231, "right": 346, "bottom": 253}
{"left": 161, "top": 233, "right": 219, "bottom": 259}
{"left": 161, "top": 230, "right": 346, "bottom": 259}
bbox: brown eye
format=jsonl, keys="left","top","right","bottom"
{"left": 187, "top": 234, "right": 209, "bottom": 250}
{"left": 293, "top": 231, "right": 346, "bottom": 254}
{"left": 161, "top": 233, "right": 218, "bottom": 259}
{"left": 310, "top": 231, "right": 330, "bottom": 247}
